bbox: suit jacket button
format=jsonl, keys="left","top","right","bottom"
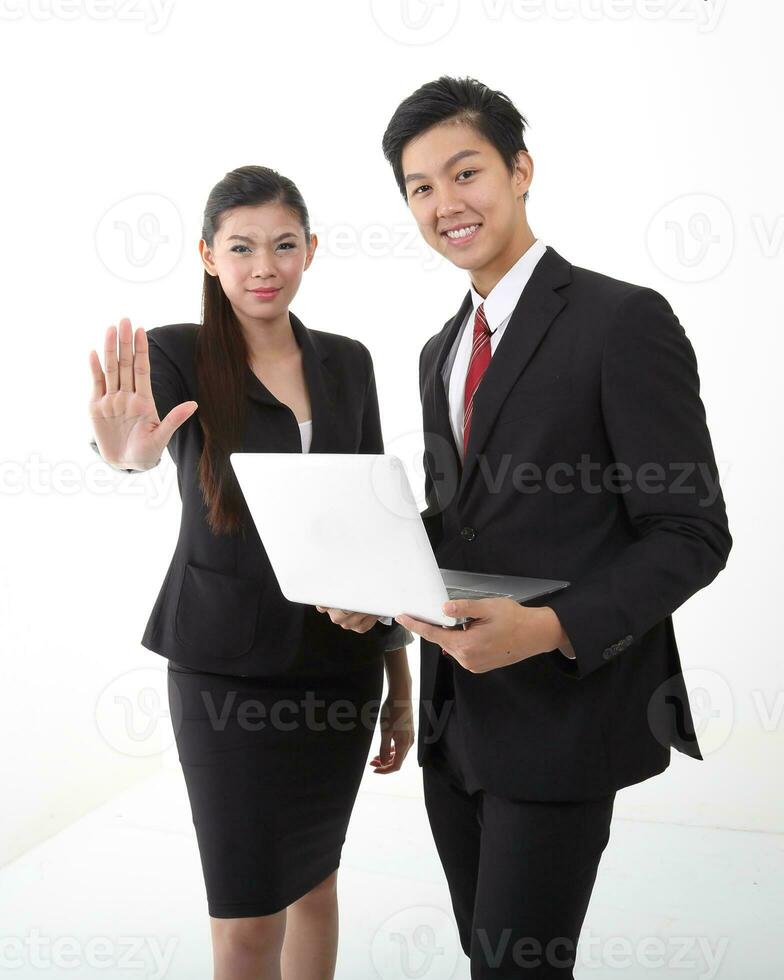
{"left": 460, "top": 526, "right": 476, "bottom": 542}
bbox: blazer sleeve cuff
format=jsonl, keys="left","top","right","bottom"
{"left": 545, "top": 587, "right": 636, "bottom": 679}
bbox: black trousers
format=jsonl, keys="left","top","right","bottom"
{"left": 422, "top": 666, "right": 616, "bottom": 978}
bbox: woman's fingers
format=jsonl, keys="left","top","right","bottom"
{"left": 316, "top": 608, "right": 379, "bottom": 632}
{"left": 153, "top": 401, "right": 199, "bottom": 452}
{"left": 372, "top": 743, "right": 407, "bottom": 773}
{"left": 350, "top": 614, "right": 377, "bottom": 632}
{"left": 103, "top": 324, "right": 119, "bottom": 394}
{"left": 372, "top": 727, "right": 414, "bottom": 772}
{"left": 372, "top": 734, "right": 395, "bottom": 771}
{"left": 390, "top": 735, "right": 413, "bottom": 771}
{"left": 348, "top": 612, "right": 379, "bottom": 632}
{"left": 99, "top": 319, "right": 151, "bottom": 399}
{"left": 118, "top": 317, "right": 135, "bottom": 392}
{"left": 90, "top": 317, "right": 195, "bottom": 468}
{"left": 131, "top": 325, "right": 154, "bottom": 402}
{"left": 88, "top": 349, "right": 107, "bottom": 403}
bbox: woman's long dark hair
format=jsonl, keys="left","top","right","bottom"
{"left": 196, "top": 165, "right": 311, "bottom": 537}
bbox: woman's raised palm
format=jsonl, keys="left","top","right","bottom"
{"left": 88, "top": 317, "right": 197, "bottom": 470}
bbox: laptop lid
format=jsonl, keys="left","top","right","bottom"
{"left": 229, "top": 453, "right": 459, "bottom": 626}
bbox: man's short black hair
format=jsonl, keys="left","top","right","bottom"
{"left": 381, "top": 75, "right": 530, "bottom": 203}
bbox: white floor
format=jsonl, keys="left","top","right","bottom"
{"left": 2, "top": 764, "right": 781, "bottom": 979}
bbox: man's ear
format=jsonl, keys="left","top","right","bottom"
{"left": 513, "top": 150, "right": 534, "bottom": 199}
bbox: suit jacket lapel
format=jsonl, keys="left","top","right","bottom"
{"left": 290, "top": 313, "right": 342, "bottom": 453}
{"left": 245, "top": 312, "right": 341, "bottom": 453}
{"left": 422, "top": 289, "right": 473, "bottom": 486}
{"left": 245, "top": 365, "right": 278, "bottom": 407}
{"left": 458, "top": 246, "right": 572, "bottom": 501}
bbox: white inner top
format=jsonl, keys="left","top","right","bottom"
{"left": 298, "top": 419, "right": 312, "bottom": 454}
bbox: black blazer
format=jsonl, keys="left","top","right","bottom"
{"left": 418, "top": 245, "right": 732, "bottom": 800}
{"left": 121, "top": 313, "right": 395, "bottom": 676}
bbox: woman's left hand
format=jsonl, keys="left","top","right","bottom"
{"left": 370, "top": 692, "right": 415, "bottom": 774}
{"left": 315, "top": 606, "right": 380, "bottom": 633}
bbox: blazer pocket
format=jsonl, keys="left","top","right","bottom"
{"left": 495, "top": 375, "right": 575, "bottom": 427}
{"left": 174, "top": 562, "right": 260, "bottom": 659}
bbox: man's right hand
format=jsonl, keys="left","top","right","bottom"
{"left": 88, "top": 317, "right": 198, "bottom": 471}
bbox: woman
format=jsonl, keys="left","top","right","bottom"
{"left": 87, "top": 165, "right": 414, "bottom": 980}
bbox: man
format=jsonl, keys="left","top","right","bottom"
{"left": 380, "top": 76, "right": 731, "bottom": 977}
{"left": 321, "top": 75, "right": 730, "bottom": 975}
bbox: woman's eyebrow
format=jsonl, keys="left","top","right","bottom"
{"left": 227, "top": 232, "right": 299, "bottom": 244}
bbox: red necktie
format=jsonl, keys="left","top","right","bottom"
{"left": 463, "top": 303, "right": 491, "bottom": 455}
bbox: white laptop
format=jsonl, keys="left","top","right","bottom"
{"left": 229, "top": 453, "right": 569, "bottom": 628}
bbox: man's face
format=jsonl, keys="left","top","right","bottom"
{"left": 401, "top": 120, "right": 532, "bottom": 285}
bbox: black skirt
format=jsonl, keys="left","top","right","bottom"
{"left": 167, "top": 657, "right": 384, "bottom": 917}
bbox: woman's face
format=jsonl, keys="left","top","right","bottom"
{"left": 200, "top": 201, "right": 317, "bottom": 326}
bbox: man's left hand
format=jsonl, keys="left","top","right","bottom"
{"left": 396, "top": 599, "right": 569, "bottom": 673}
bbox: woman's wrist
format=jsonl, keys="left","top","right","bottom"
{"left": 383, "top": 649, "right": 412, "bottom": 695}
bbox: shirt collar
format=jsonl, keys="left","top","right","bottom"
{"left": 469, "top": 238, "right": 547, "bottom": 332}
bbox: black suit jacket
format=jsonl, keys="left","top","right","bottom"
{"left": 127, "top": 313, "right": 395, "bottom": 676}
{"left": 418, "top": 245, "right": 732, "bottom": 800}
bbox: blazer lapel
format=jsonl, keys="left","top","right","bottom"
{"left": 290, "top": 313, "right": 342, "bottom": 453}
{"left": 245, "top": 312, "right": 342, "bottom": 453}
{"left": 422, "top": 289, "right": 473, "bottom": 485}
{"left": 245, "top": 366, "right": 278, "bottom": 407}
{"left": 458, "top": 246, "right": 572, "bottom": 501}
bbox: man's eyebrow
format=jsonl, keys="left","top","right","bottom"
{"left": 226, "top": 232, "right": 299, "bottom": 243}
{"left": 404, "top": 149, "right": 481, "bottom": 185}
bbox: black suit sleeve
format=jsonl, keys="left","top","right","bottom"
{"left": 358, "top": 342, "right": 384, "bottom": 455}
{"left": 546, "top": 287, "right": 732, "bottom": 678}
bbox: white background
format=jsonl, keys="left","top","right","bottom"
{"left": 0, "top": 0, "right": 780, "bottom": 967}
